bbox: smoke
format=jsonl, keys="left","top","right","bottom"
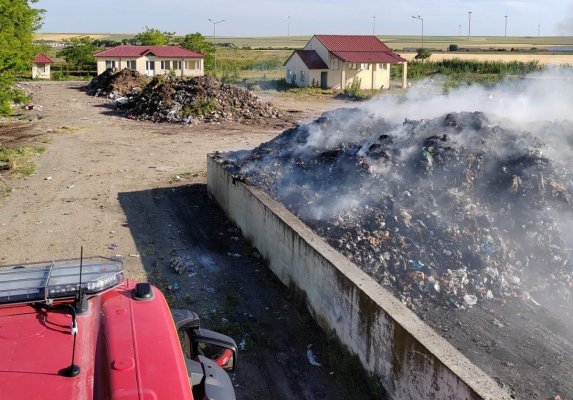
{"left": 223, "top": 68, "right": 573, "bottom": 311}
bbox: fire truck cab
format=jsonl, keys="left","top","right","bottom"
{"left": 0, "top": 257, "right": 238, "bottom": 400}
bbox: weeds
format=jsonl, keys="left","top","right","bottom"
{"left": 183, "top": 98, "right": 220, "bottom": 116}
{"left": 0, "top": 145, "right": 45, "bottom": 175}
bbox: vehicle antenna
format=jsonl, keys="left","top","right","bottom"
{"left": 74, "top": 246, "right": 88, "bottom": 314}
{"left": 61, "top": 304, "right": 80, "bottom": 377}
{"left": 62, "top": 247, "right": 85, "bottom": 377}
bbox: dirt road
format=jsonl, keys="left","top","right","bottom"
{"left": 0, "top": 81, "right": 377, "bottom": 399}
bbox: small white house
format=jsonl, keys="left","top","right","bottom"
{"left": 32, "top": 53, "right": 54, "bottom": 79}
{"left": 284, "top": 35, "right": 407, "bottom": 90}
{"left": 93, "top": 45, "right": 204, "bottom": 77}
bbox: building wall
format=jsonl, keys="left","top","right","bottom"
{"left": 284, "top": 53, "right": 325, "bottom": 87}
{"left": 96, "top": 56, "right": 203, "bottom": 77}
{"left": 32, "top": 63, "right": 51, "bottom": 79}
{"left": 207, "top": 157, "right": 512, "bottom": 400}
{"left": 342, "top": 63, "right": 391, "bottom": 90}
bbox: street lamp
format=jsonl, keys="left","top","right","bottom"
{"left": 208, "top": 18, "right": 225, "bottom": 70}
{"left": 459, "top": 24, "right": 462, "bottom": 36}
{"left": 468, "top": 11, "right": 472, "bottom": 39}
{"left": 372, "top": 16, "right": 376, "bottom": 35}
{"left": 411, "top": 15, "right": 424, "bottom": 48}
{"left": 504, "top": 15, "right": 508, "bottom": 37}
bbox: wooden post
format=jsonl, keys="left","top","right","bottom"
{"left": 402, "top": 62, "right": 408, "bottom": 89}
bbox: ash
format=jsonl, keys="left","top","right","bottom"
{"left": 220, "top": 108, "right": 573, "bottom": 311}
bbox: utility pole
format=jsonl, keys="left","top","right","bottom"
{"left": 287, "top": 16, "right": 291, "bottom": 37}
{"left": 468, "top": 11, "right": 472, "bottom": 39}
{"left": 459, "top": 24, "right": 462, "bottom": 36}
{"left": 412, "top": 15, "right": 424, "bottom": 48}
{"left": 504, "top": 15, "right": 508, "bottom": 37}
{"left": 372, "top": 16, "right": 376, "bottom": 35}
{"left": 538, "top": 24, "right": 541, "bottom": 36}
{"left": 208, "top": 18, "right": 225, "bottom": 70}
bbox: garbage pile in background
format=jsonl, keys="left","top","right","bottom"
{"left": 84, "top": 68, "right": 149, "bottom": 99}
{"left": 127, "top": 75, "right": 282, "bottom": 124}
{"left": 218, "top": 108, "right": 573, "bottom": 311}
{"left": 86, "top": 69, "right": 284, "bottom": 125}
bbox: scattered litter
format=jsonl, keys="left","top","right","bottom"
{"left": 463, "top": 294, "right": 477, "bottom": 307}
{"left": 306, "top": 345, "right": 321, "bottom": 367}
{"left": 170, "top": 257, "right": 191, "bottom": 274}
{"left": 227, "top": 252, "right": 241, "bottom": 258}
{"left": 205, "top": 287, "right": 215, "bottom": 294}
{"left": 109, "top": 243, "right": 119, "bottom": 250}
{"left": 238, "top": 339, "right": 247, "bottom": 350}
{"left": 44, "top": 176, "right": 52, "bottom": 181}
{"left": 128, "top": 254, "right": 140, "bottom": 258}
{"left": 168, "top": 282, "right": 180, "bottom": 291}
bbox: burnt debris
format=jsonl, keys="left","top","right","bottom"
{"left": 218, "top": 108, "right": 573, "bottom": 311}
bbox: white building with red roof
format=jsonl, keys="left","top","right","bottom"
{"left": 284, "top": 35, "right": 407, "bottom": 90}
{"left": 32, "top": 53, "right": 54, "bottom": 79}
{"left": 93, "top": 45, "right": 204, "bottom": 77}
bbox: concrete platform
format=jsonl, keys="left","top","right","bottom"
{"left": 207, "top": 155, "right": 511, "bottom": 400}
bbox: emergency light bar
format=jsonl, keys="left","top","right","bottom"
{"left": 0, "top": 257, "right": 124, "bottom": 305}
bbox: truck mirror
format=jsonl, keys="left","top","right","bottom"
{"left": 188, "top": 328, "right": 238, "bottom": 372}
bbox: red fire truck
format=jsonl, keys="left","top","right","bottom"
{"left": 0, "top": 256, "right": 238, "bottom": 400}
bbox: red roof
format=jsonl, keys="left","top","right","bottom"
{"left": 94, "top": 45, "right": 203, "bottom": 58}
{"left": 290, "top": 50, "right": 328, "bottom": 69}
{"left": 330, "top": 50, "right": 405, "bottom": 63}
{"left": 33, "top": 53, "right": 54, "bottom": 64}
{"left": 313, "top": 35, "right": 406, "bottom": 64}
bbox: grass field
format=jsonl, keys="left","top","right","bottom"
{"left": 35, "top": 33, "right": 573, "bottom": 51}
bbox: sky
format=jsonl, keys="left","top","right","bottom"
{"left": 35, "top": 0, "right": 573, "bottom": 37}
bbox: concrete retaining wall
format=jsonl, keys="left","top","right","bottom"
{"left": 207, "top": 156, "right": 510, "bottom": 400}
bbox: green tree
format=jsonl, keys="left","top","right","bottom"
{"left": 179, "top": 33, "right": 215, "bottom": 70}
{"left": 57, "top": 36, "right": 98, "bottom": 69}
{"left": 414, "top": 48, "right": 432, "bottom": 62}
{"left": 0, "top": 0, "right": 44, "bottom": 114}
{"left": 134, "top": 27, "right": 174, "bottom": 46}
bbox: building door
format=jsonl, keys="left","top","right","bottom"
{"left": 145, "top": 61, "right": 155, "bottom": 76}
{"left": 321, "top": 71, "right": 328, "bottom": 89}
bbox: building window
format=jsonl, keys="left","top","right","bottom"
{"left": 361, "top": 63, "right": 370, "bottom": 70}
{"left": 349, "top": 63, "right": 359, "bottom": 70}
{"left": 378, "top": 63, "right": 388, "bottom": 70}
{"left": 330, "top": 58, "right": 339, "bottom": 70}
{"left": 185, "top": 60, "right": 198, "bottom": 69}
{"left": 126, "top": 60, "right": 136, "bottom": 69}
{"left": 146, "top": 61, "right": 155, "bottom": 71}
{"left": 161, "top": 60, "right": 172, "bottom": 70}
{"left": 300, "top": 70, "right": 305, "bottom": 82}
{"left": 105, "top": 60, "right": 116, "bottom": 69}
{"left": 173, "top": 60, "right": 182, "bottom": 70}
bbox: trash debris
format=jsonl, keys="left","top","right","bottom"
{"left": 218, "top": 109, "right": 573, "bottom": 312}
{"left": 170, "top": 256, "right": 190, "bottom": 274}
{"left": 306, "top": 345, "right": 321, "bottom": 367}
{"left": 84, "top": 68, "right": 149, "bottom": 99}
{"left": 168, "top": 282, "right": 180, "bottom": 291}
{"left": 227, "top": 252, "right": 241, "bottom": 258}
{"left": 126, "top": 75, "right": 284, "bottom": 125}
{"left": 109, "top": 243, "right": 119, "bottom": 250}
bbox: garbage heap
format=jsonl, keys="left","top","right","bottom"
{"left": 219, "top": 108, "right": 573, "bottom": 311}
{"left": 84, "top": 68, "right": 149, "bottom": 99}
{"left": 127, "top": 75, "right": 282, "bottom": 124}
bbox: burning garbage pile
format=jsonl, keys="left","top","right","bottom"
{"left": 218, "top": 108, "right": 573, "bottom": 310}
{"left": 127, "top": 75, "right": 283, "bottom": 124}
{"left": 84, "top": 68, "right": 149, "bottom": 99}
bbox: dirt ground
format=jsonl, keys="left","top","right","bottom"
{"left": 0, "top": 81, "right": 374, "bottom": 400}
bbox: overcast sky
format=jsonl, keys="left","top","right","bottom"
{"left": 35, "top": 0, "right": 573, "bottom": 37}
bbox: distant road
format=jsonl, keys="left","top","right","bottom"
{"left": 399, "top": 52, "right": 573, "bottom": 65}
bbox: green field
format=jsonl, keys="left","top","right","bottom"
{"left": 36, "top": 33, "right": 573, "bottom": 51}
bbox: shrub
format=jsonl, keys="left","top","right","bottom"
{"left": 415, "top": 48, "right": 432, "bottom": 61}
{"left": 448, "top": 44, "right": 459, "bottom": 52}
{"left": 183, "top": 98, "right": 220, "bottom": 116}
{"left": 345, "top": 77, "right": 362, "bottom": 97}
